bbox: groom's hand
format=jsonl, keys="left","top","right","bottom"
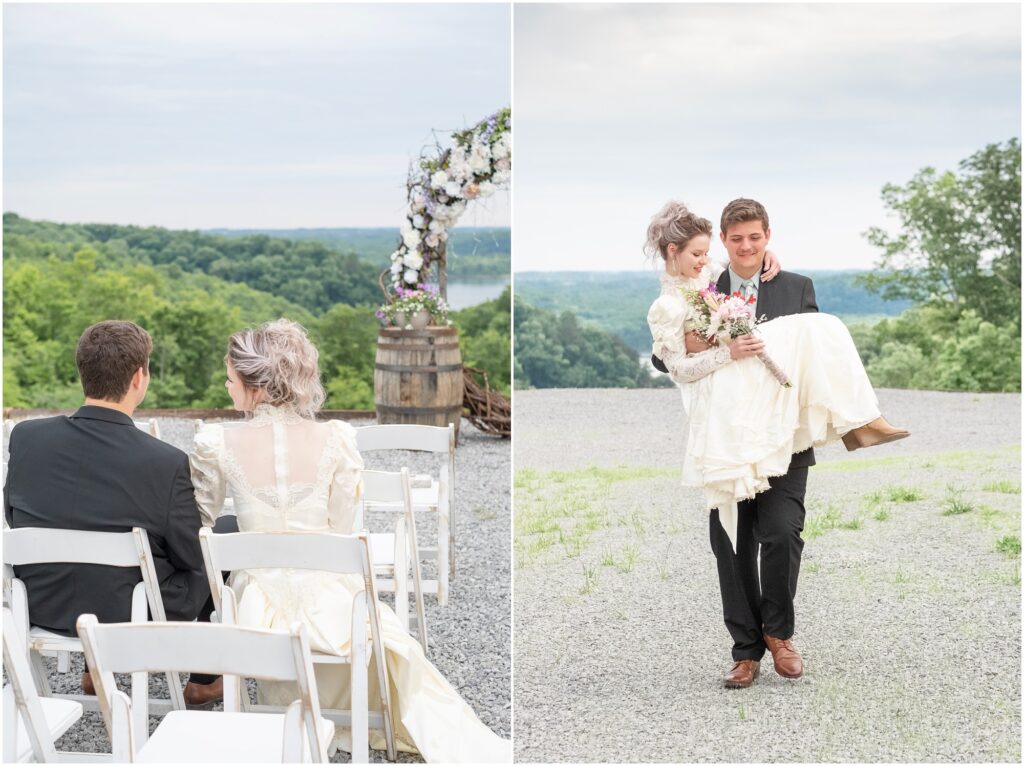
{"left": 684, "top": 331, "right": 713, "bottom": 354}
{"left": 729, "top": 334, "right": 765, "bottom": 360}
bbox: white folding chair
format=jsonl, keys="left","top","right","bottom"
{"left": 357, "top": 469, "right": 429, "bottom": 653}
{"left": 77, "top": 596, "right": 334, "bottom": 763}
{"left": 355, "top": 424, "right": 456, "bottom": 605}
{"left": 2, "top": 607, "right": 85, "bottom": 763}
{"left": 198, "top": 528, "right": 396, "bottom": 763}
{"left": 131, "top": 419, "right": 161, "bottom": 440}
{"left": 2, "top": 527, "right": 186, "bottom": 716}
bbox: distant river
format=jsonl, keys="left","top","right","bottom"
{"left": 446, "top": 280, "right": 509, "bottom": 310}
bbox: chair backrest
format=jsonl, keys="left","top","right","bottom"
{"left": 2, "top": 606, "right": 61, "bottom": 762}
{"left": 77, "top": 613, "right": 326, "bottom": 762}
{"left": 355, "top": 424, "right": 453, "bottom": 455}
{"left": 3, "top": 527, "right": 168, "bottom": 621}
{"left": 132, "top": 419, "right": 161, "bottom": 440}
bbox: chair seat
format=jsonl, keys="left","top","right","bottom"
{"left": 136, "top": 711, "right": 335, "bottom": 763}
{"left": 12, "top": 696, "right": 83, "bottom": 762}
{"left": 27, "top": 627, "right": 81, "bottom": 653}
{"left": 365, "top": 482, "right": 439, "bottom": 512}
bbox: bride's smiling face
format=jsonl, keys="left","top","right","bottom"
{"left": 666, "top": 234, "right": 711, "bottom": 279}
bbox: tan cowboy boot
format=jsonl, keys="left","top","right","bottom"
{"left": 842, "top": 416, "right": 910, "bottom": 452}
{"left": 763, "top": 634, "right": 803, "bottom": 678}
{"left": 723, "top": 659, "right": 760, "bottom": 689}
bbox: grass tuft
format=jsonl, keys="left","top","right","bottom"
{"left": 983, "top": 480, "right": 1021, "bottom": 495}
{"left": 995, "top": 535, "right": 1021, "bottom": 557}
{"left": 942, "top": 486, "right": 975, "bottom": 516}
{"left": 886, "top": 485, "right": 923, "bottom": 503}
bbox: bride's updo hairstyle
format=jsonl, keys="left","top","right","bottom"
{"left": 644, "top": 201, "right": 713, "bottom": 262}
{"left": 226, "top": 318, "right": 326, "bottom": 419}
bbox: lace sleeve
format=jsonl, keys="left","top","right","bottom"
{"left": 327, "top": 420, "right": 366, "bottom": 534}
{"left": 668, "top": 345, "right": 733, "bottom": 385}
{"left": 647, "top": 295, "right": 690, "bottom": 372}
{"left": 189, "top": 425, "right": 225, "bottom": 527}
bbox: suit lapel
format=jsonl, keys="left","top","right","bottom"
{"left": 716, "top": 269, "right": 730, "bottom": 295}
{"left": 756, "top": 275, "right": 775, "bottom": 320}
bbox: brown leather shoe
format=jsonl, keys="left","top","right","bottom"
{"left": 183, "top": 677, "right": 223, "bottom": 709}
{"left": 723, "top": 659, "right": 760, "bottom": 688}
{"left": 82, "top": 671, "right": 95, "bottom": 696}
{"left": 763, "top": 634, "right": 803, "bottom": 678}
{"left": 842, "top": 416, "right": 910, "bottom": 451}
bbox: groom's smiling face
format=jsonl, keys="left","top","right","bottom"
{"left": 721, "top": 220, "right": 771, "bottom": 278}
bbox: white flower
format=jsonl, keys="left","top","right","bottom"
{"left": 468, "top": 151, "right": 490, "bottom": 174}
{"left": 404, "top": 251, "right": 424, "bottom": 269}
{"left": 449, "top": 159, "right": 471, "bottom": 182}
{"left": 493, "top": 133, "right": 511, "bottom": 160}
{"left": 402, "top": 228, "right": 422, "bottom": 249}
{"left": 425, "top": 233, "right": 440, "bottom": 248}
{"left": 412, "top": 214, "right": 425, "bottom": 229}
{"left": 444, "top": 181, "right": 462, "bottom": 198}
{"left": 390, "top": 261, "right": 403, "bottom": 275}
{"left": 477, "top": 181, "right": 496, "bottom": 198}
{"left": 404, "top": 268, "right": 419, "bottom": 284}
{"left": 390, "top": 248, "right": 404, "bottom": 262}
{"left": 428, "top": 219, "right": 445, "bottom": 234}
{"left": 430, "top": 170, "right": 448, "bottom": 189}
{"left": 496, "top": 158, "right": 510, "bottom": 172}
{"left": 493, "top": 169, "right": 510, "bottom": 186}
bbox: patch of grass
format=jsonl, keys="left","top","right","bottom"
{"left": 815, "top": 445, "right": 1019, "bottom": 474}
{"left": 804, "top": 561, "right": 821, "bottom": 574}
{"left": 738, "top": 704, "right": 747, "bottom": 721}
{"left": 894, "top": 566, "right": 912, "bottom": 584}
{"left": 995, "top": 535, "right": 1021, "bottom": 557}
{"left": 667, "top": 523, "right": 683, "bottom": 535}
{"left": 580, "top": 563, "right": 599, "bottom": 595}
{"left": 803, "top": 503, "right": 863, "bottom": 539}
{"left": 616, "top": 545, "right": 639, "bottom": 574}
{"left": 942, "top": 486, "right": 975, "bottom": 516}
{"left": 600, "top": 551, "right": 617, "bottom": 567}
{"left": 473, "top": 508, "right": 497, "bottom": 521}
{"left": 873, "top": 508, "right": 890, "bottom": 522}
{"left": 656, "top": 563, "right": 670, "bottom": 581}
{"left": 983, "top": 480, "right": 1021, "bottom": 494}
{"left": 886, "top": 485, "right": 923, "bottom": 503}
{"left": 628, "top": 511, "right": 647, "bottom": 538}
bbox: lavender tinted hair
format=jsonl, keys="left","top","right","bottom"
{"left": 644, "top": 201, "right": 713, "bottom": 261}
{"left": 226, "top": 319, "right": 326, "bottom": 419}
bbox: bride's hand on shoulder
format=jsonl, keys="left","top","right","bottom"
{"left": 761, "top": 250, "right": 781, "bottom": 282}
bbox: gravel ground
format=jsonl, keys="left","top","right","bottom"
{"left": 5, "top": 415, "right": 510, "bottom": 762}
{"left": 514, "top": 388, "right": 1021, "bottom": 763}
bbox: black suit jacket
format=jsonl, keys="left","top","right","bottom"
{"left": 651, "top": 269, "right": 820, "bottom": 468}
{"left": 4, "top": 406, "right": 209, "bottom": 635}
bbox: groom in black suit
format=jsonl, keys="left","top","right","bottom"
{"left": 4, "top": 320, "right": 223, "bottom": 705}
{"left": 652, "top": 198, "right": 817, "bottom": 687}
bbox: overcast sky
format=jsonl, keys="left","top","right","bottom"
{"left": 514, "top": 3, "right": 1021, "bottom": 271}
{"left": 3, "top": 3, "right": 511, "bottom": 230}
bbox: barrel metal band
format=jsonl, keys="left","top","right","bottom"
{"left": 376, "top": 342, "right": 458, "bottom": 351}
{"left": 376, "top": 405, "right": 462, "bottom": 415}
{"left": 375, "top": 363, "right": 463, "bottom": 373}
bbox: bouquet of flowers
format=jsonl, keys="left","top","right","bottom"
{"left": 376, "top": 283, "right": 452, "bottom": 328}
{"left": 683, "top": 284, "right": 792, "bottom": 387}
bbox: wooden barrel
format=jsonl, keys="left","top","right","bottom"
{"left": 374, "top": 326, "right": 463, "bottom": 437}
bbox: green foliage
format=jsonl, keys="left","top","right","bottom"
{"left": 995, "top": 535, "right": 1021, "bottom": 557}
{"left": 451, "top": 287, "right": 511, "bottom": 394}
{"left": 853, "top": 138, "right": 1020, "bottom": 393}
{"left": 3, "top": 215, "right": 511, "bottom": 411}
{"left": 513, "top": 296, "right": 669, "bottom": 389}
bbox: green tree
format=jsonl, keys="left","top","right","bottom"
{"left": 860, "top": 138, "right": 1021, "bottom": 327}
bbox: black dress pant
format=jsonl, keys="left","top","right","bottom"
{"left": 709, "top": 467, "right": 808, "bottom": 661}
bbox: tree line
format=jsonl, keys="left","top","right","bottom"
{"left": 3, "top": 216, "right": 511, "bottom": 410}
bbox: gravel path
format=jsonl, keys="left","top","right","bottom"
{"left": 514, "top": 388, "right": 1021, "bottom": 762}
{"left": 5, "top": 415, "right": 510, "bottom": 762}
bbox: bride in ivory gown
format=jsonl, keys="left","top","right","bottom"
{"left": 645, "top": 202, "right": 909, "bottom": 550}
{"left": 189, "top": 319, "right": 509, "bottom": 763}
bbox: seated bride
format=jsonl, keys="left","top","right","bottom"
{"left": 189, "top": 318, "right": 509, "bottom": 763}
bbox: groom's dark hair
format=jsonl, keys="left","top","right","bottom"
{"left": 721, "top": 198, "right": 769, "bottom": 234}
{"left": 76, "top": 320, "right": 152, "bottom": 401}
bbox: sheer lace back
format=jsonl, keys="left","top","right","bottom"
{"left": 191, "top": 404, "right": 365, "bottom": 534}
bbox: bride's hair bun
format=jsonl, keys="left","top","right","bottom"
{"left": 644, "top": 201, "right": 713, "bottom": 261}
{"left": 226, "top": 318, "right": 326, "bottom": 419}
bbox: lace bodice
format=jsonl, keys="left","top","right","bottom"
{"left": 647, "top": 262, "right": 732, "bottom": 385}
{"left": 189, "top": 404, "right": 364, "bottom": 533}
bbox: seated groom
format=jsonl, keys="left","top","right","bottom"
{"left": 4, "top": 320, "right": 222, "bottom": 706}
